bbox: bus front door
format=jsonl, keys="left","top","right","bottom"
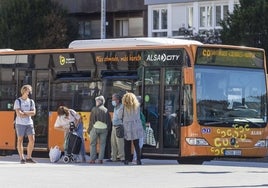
{"left": 142, "top": 67, "right": 181, "bottom": 156}
{"left": 17, "top": 69, "right": 49, "bottom": 151}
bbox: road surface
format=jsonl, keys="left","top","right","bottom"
{"left": 0, "top": 155, "right": 267, "bottom": 188}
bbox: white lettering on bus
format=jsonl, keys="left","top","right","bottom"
{"left": 146, "top": 54, "right": 180, "bottom": 62}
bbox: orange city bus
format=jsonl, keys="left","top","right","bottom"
{"left": 0, "top": 37, "right": 267, "bottom": 163}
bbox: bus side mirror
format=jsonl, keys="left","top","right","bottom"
{"left": 183, "top": 67, "right": 193, "bottom": 85}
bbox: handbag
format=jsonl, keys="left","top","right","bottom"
{"left": 144, "top": 124, "right": 156, "bottom": 146}
{"left": 93, "top": 121, "right": 107, "bottom": 129}
{"left": 49, "top": 146, "right": 62, "bottom": 163}
{"left": 115, "top": 125, "right": 124, "bottom": 138}
{"left": 115, "top": 107, "right": 124, "bottom": 138}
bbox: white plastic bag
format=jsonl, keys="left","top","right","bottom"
{"left": 144, "top": 124, "right": 156, "bottom": 146}
{"left": 49, "top": 146, "right": 62, "bottom": 163}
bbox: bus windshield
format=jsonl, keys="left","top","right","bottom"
{"left": 195, "top": 65, "right": 267, "bottom": 128}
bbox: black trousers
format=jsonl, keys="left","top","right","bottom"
{"left": 124, "top": 139, "right": 140, "bottom": 162}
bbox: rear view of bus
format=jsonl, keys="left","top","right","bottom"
{"left": 182, "top": 46, "right": 268, "bottom": 161}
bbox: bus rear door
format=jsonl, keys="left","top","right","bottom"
{"left": 17, "top": 69, "right": 50, "bottom": 152}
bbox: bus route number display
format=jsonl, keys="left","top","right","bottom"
{"left": 196, "top": 47, "right": 264, "bottom": 68}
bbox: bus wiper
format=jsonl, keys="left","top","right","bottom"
{"left": 203, "top": 121, "right": 231, "bottom": 125}
{"left": 234, "top": 118, "right": 262, "bottom": 127}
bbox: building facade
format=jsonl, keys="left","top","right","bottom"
{"left": 54, "top": 0, "right": 240, "bottom": 41}
{"left": 145, "top": 0, "right": 239, "bottom": 39}
{"left": 54, "top": 0, "right": 147, "bottom": 39}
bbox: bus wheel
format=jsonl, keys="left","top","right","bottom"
{"left": 177, "top": 157, "right": 209, "bottom": 164}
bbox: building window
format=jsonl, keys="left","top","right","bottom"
{"left": 153, "top": 8, "right": 168, "bottom": 37}
{"left": 216, "top": 6, "right": 221, "bottom": 26}
{"left": 152, "top": 32, "right": 167, "bottom": 37}
{"left": 79, "top": 21, "right": 91, "bottom": 39}
{"left": 114, "top": 18, "right": 143, "bottom": 37}
{"left": 188, "top": 7, "right": 193, "bottom": 28}
{"left": 161, "top": 9, "right": 167, "bottom": 29}
{"left": 216, "top": 5, "right": 229, "bottom": 27}
{"left": 115, "top": 19, "right": 129, "bottom": 37}
{"left": 129, "top": 17, "right": 143, "bottom": 36}
{"left": 153, "top": 10, "right": 159, "bottom": 30}
{"left": 200, "top": 7, "right": 205, "bottom": 27}
{"left": 199, "top": 6, "right": 213, "bottom": 28}
{"left": 223, "top": 5, "right": 228, "bottom": 19}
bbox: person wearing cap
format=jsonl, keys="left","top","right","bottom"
{"left": 88, "top": 95, "right": 111, "bottom": 164}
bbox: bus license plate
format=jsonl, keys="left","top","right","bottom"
{"left": 224, "top": 149, "right": 242, "bottom": 156}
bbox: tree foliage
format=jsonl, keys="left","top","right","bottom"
{"left": 220, "top": 0, "right": 268, "bottom": 51}
{"left": 0, "top": 0, "right": 78, "bottom": 49}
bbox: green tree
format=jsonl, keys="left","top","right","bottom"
{"left": 220, "top": 0, "right": 268, "bottom": 51}
{"left": 0, "top": 0, "right": 78, "bottom": 49}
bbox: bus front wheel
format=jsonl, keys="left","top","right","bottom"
{"left": 177, "top": 157, "right": 213, "bottom": 164}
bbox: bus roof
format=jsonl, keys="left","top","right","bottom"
{"left": 68, "top": 37, "right": 203, "bottom": 49}
{"left": 0, "top": 49, "right": 14, "bottom": 52}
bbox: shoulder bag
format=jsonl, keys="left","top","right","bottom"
{"left": 116, "top": 125, "right": 124, "bottom": 138}
{"left": 115, "top": 107, "right": 124, "bottom": 138}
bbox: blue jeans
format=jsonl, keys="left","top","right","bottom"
{"left": 89, "top": 127, "right": 108, "bottom": 160}
{"left": 76, "top": 122, "right": 86, "bottom": 158}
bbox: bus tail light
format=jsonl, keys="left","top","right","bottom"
{"left": 254, "top": 139, "right": 268, "bottom": 147}
{"left": 186, "top": 138, "right": 209, "bottom": 146}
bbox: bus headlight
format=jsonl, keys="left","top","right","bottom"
{"left": 186, "top": 138, "right": 209, "bottom": 146}
{"left": 254, "top": 139, "right": 268, "bottom": 147}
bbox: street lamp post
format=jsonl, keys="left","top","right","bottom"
{"left": 101, "top": 0, "right": 106, "bottom": 39}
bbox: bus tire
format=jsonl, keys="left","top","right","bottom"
{"left": 177, "top": 157, "right": 212, "bottom": 164}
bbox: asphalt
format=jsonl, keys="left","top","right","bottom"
{"left": 0, "top": 154, "right": 178, "bottom": 188}
{"left": 0, "top": 154, "right": 267, "bottom": 188}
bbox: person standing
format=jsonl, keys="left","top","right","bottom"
{"left": 107, "top": 93, "right": 125, "bottom": 162}
{"left": 122, "top": 92, "right": 144, "bottom": 165}
{"left": 132, "top": 96, "right": 146, "bottom": 164}
{"left": 54, "top": 106, "right": 86, "bottom": 162}
{"left": 88, "top": 95, "right": 111, "bottom": 164}
{"left": 14, "top": 84, "right": 36, "bottom": 164}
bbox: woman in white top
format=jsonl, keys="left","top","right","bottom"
{"left": 54, "top": 106, "right": 86, "bottom": 162}
{"left": 121, "top": 92, "right": 144, "bottom": 165}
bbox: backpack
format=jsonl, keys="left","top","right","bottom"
{"left": 16, "top": 98, "right": 33, "bottom": 110}
{"left": 13, "top": 98, "right": 34, "bottom": 125}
